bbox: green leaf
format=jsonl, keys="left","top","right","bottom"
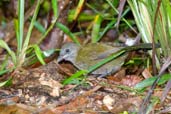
{"left": 67, "top": 0, "right": 85, "bottom": 23}
{"left": 0, "top": 55, "right": 8, "bottom": 71}
{"left": 107, "top": 0, "right": 137, "bottom": 33}
{"left": 34, "top": 21, "right": 46, "bottom": 34}
{"left": 0, "top": 78, "right": 12, "bottom": 87}
{"left": 33, "top": 45, "right": 45, "bottom": 65}
{"left": 134, "top": 74, "right": 171, "bottom": 90}
{"left": 124, "top": 57, "right": 146, "bottom": 66}
{"left": 18, "top": 0, "right": 24, "bottom": 53}
{"left": 91, "top": 15, "right": 103, "bottom": 43}
{"left": 23, "top": 48, "right": 58, "bottom": 67}
{"left": 52, "top": 0, "right": 58, "bottom": 18}
{"left": 38, "top": 0, "right": 58, "bottom": 44}
{"left": 14, "top": 19, "right": 19, "bottom": 51}
{"left": 43, "top": 48, "right": 57, "bottom": 57}
{"left": 73, "top": 0, "right": 85, "bottom": 21}
{"left": 158, "top": 74, "right": 171, "bottom": 85}
{"left": 98, "top": 20, "right": 116, "bottom": 41}
{"left": 62, "top": 70, "right": 88, "bottom": 85}
{"left": 20, "top": 0, "right": 41, "bottom": 65}
{"left": 0, "top": 69, "right": 9, "bottom": 76}
{"left": 68, "top": 9, "right": 95, "bottom": 22}
{"left": 0, "top": 39, "right": 16, "bottom": 65}
{"left": 56, "top": 22, "right": 80, "bottom": 45}
{"left": 42, "top": 1, "right": 50, "bottom": 13}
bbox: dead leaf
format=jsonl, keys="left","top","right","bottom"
{"left": 142, "top": 68, "right": 152, "bottom": 79}
{"left": 121, "top": 75, "right": 142, "bottom": 87}
{"left": 39, "top": 73, "right": 63, "bottom": 97}
{"left": 53, "top": 96, "right": 88, "bottom": 114}
{"left": 107, "top": 69, "right": 126, "bottom": 82}
{"left": 103, "top": 95, "right": 115, "bottom": 110}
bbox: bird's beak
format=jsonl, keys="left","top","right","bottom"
{"left": 57, "top": 57, "right": 63, "bottom": 63}
{"left": 57, "top": 55, "right": 68, "bottom": 63}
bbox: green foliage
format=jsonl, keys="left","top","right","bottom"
{"left": 42, "top": 0, "right": 50, "bottom": 13}
{"left": 23, "top": 48, "right": 58, "bottom": 67}
{"left": 19, "top": 0, "right": 41, "bottom": 66}
{"left": 120, "top": 111, "right": 129, "bottom": 114}
{"left": 0, "top": 78, "right": 12, "bottom": 87}
{"left": 68, "top": 9, "right": 95, "bottom": 22}
{"left": 0, "top": 69, "right": 9, "bottom": 76}
{"left": 14, "top": 19, "right": 19, "bottom": 53}
{"left": 0, "top": 0, "right": 54, "bottom": 82}
{"left": 69, "top": 0, "right": 85, "bottom": 23}
{"left": 43, "top": 48, "right": 59, "bottom": 57}
{"left": 0, "top": 39, "right": 16, "bottom": 66}
{"left": 67, "top": 0, "right": 135, "bottom": 43}
{"left": 32, "top": 45, "right": 45, "bottom": 65}
{"left": 18, "top": 0, "right": 24, "bottom": 53}
{"left": 91, "top": 15, "right": 103, "bottom": 43}
{"left": 52, "top": 0, "right": 58, "bottom": 18}
{"left": 56, "top": 22, "right": 80, "bottom": 45}
{"left": 127, "top": 0, "right": 171, "bottom": 69}
{"left": 125, "top": 57, "right": 147, "bottom": 66}
{"left": 98, "top": 20, "right": 116, "bottom": 41}
{"left": 38, "top": 0, "right": 59, "bottom": 44}
{"left": 62, "top": 70, "right": 88, "bottom": 85}
{"left": 34, "top": 21, "right": 46, "bottom": 34}
{"left": 134, "top": 73, "right": 171, "bottom": 90}
{"left": 0, "top": 56, "right": 12, "bottom": 84}
{"left": 106, "top": 0, "right": 136, "bottom": 33}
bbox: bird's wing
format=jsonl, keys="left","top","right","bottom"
{"left": 93, "top": 47, "right": 123, "bottom": 60}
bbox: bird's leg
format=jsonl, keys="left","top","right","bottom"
{"left": 98, "top": 74, "right": 107, "bottom": 78}
{"left": 98, "top": 69, "right": 112, "bottom": 78}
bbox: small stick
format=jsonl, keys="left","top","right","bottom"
{"left": 138, "top": 57, "right": 171, "bottom": 114}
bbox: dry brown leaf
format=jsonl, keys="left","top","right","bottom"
{"left": 53, "top": 96, "right": 88, "bottom": 114}
{"left": 142, "top": 68, "right": 152, "bottom": 79}
{"left": 103, "top": 95, "right": 115, "bottom": 110}
{"left": 121, "top": 75, "right": 142, "bottom": 87}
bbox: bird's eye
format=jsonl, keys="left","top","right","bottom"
{"left": 65, "top": 49, "right": 70, "bottom": 53}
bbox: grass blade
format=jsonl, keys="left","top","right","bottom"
{"left": 52, "top": 0, "right": 58, "bottom": 18}
{"left": 38, "top": 0, "right": 59, "bottom": 44}
{"left": 62, "top": 70, "right": 88, "bottom": 85}
{"left": 18, "top": 0, "right": 24, "bottom": 53}
{"left": 0, "top": 78, "right": 12, "bottom": 87}
{"left": 56, "top": 22, "right": 80, "bottom": 45}
{"left": 91, "top": 15, "right": 103, "bottom": 43}
{"left": 0, "top": 39, "right": 16, "bottom": 65}
{"left": 134, "top": 74, "right": 171, "bottom": 90}
{"left": 33, "top": 45, "right": 45, "bottom": 65}
{"left": 106, "top": 0, "right": 137, "bottom": 33}
{"left": 34, "top": 21, "right": 46, "bottom": 34}
{"left": 19, "top": 0, "right": 41, "bottom": 66}
{"left": 73, "top": 0, "right": 85, "bottom": 21}
{"left": 0, "top": 69, "right": 9, "bottom": 76}
{"left": 98, "top": 20, "right": 116, "bottom": 41}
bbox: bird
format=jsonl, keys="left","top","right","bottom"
{"left": 57, "top": 42, "right": 128, "bottom": 77}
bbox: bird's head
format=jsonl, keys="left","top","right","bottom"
{"left": 57, "top": 42, "right": 80, "bottom": 63}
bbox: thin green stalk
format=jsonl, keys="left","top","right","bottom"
{"left": 56, "top": 22, "right": 80, "bottom": 45}
{"left": 106, "top": 0, "right": 137, "bottom": 33}
{"left": 19, "top": 0, "right": 41, "bottom": 67}
{"left": 18, "top": 0, "right": 24, "bottom": 53}
{"left": 38, "top": 0, "right": 59, "bottom": 44}
{"left": 52, "top": 0, "right": 58, "bottom": 18}
{"left": 38, "top": 19, "right": 57, "bottom": 44}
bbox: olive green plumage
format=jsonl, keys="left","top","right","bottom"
{"left": 57, "top": 42, "right": 127, "bottom": 77}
